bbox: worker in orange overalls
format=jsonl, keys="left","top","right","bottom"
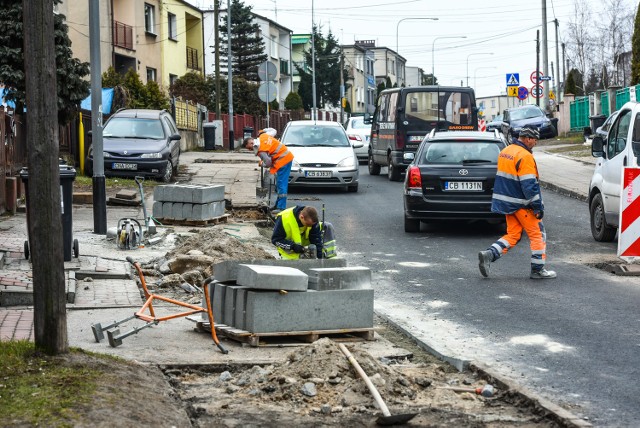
{"left": 478, "top": 126, "right": 556, "bottom": 279}
{"left": 242, "top": 128, "right": 294, "bottom": 212}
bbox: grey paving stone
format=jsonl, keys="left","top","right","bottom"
{"left": 223, "top": 285, "right": 247, "bottom": 327}
{"left": 152, "top": 201, "right": 163, "bottom": 219}
{"left": 307, "top": 267, "right": 372, "bottom": 291}
{"left": 182, "top": 203, "right": 193, "bottom": 220}
{"left": 213, "top": 258, "right": 347, "bottom": 282}
{"left": 237, "top": 264, "right": 308, "bottom": 291}
{"left": 233, "top": 288, "right": 248, "bottom": 330}
{"left": 211, "top": 200, "right": 225, "bottom": 218}
{"left": 162, "top": 202, "right": 173, "bottom": 219}
{"left": 193, "top": 184, "right": 225, "bottom": 204}
{"left": 244, "top": 289, "right": 374, "bottom": 333}
{"left": 211, "top": 282, "right": 227, "bottom": 324}
{"left": 171, "top": 203, "right": 185, "bottom": 220}
{"left": 153, "top": 185, "right": 168, "bottom": 202}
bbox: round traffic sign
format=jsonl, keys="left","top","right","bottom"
{"left": 258, "top": 81, "right": 277, "bottom": 102}
{"left": 530, "top": 84, "right": 543, "bottom": 98}
{"left": 530, "top": 71, "right": 543, "bottom": 84}
{"left": 517, "top": 86, "right": 529, "bottom": 100}
{"left": 258, "top": 61, "right": 277, "bottom": 81}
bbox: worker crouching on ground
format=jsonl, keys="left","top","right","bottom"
{"left": 242, "top": 128, "right": 293, "bottom": 212}
{"left": 478, "top": 126, "right": 557, "bottom": 280}
{"left": 272, "top": 205, "right": 324, "bottom": 259}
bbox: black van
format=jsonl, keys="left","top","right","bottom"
{"left": 367, "top": 86, "right": 478, "bottom": 181}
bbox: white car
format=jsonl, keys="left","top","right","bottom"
{"left": 344, "top": 116, "right": 371, "bottom": 162}
{"left": 280, "top": 120, "right": 363, "bottom": 192}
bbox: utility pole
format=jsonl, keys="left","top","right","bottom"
{"left": 536, "top": 29, "right": 540, "bottom": 108}
{"left": 562, "top": 42, "right": 566, "bottom": 99}
{"left": 214, "top": 0, "right": 221, "bottom": 117}
{"left": 23, "top": 0, "right": 68, "bottom": 354}
{"left": 227, "top": 0, "right": 234, "bottom": 149}
{"left": 89, "top": 0, "right": 106, "bottom": 234}
{"left": 541, "top": 0, "right": 549, "bottom": 112}
{"left": 555, "top": 19, "right": 560, "bottom": 106}
{"left": 311, "top": 0, "right": 317, "bottom": 121}
{"left": 339, "top": 50, "right": 344, "bottom": 124}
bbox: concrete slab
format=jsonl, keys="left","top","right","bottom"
{"left": 244, "top": 289, "right": 374, "bottom": 333}
{"left": 223, "top": 285, "right": 247, "bottom": 327}
{"left": 213, "top": 258, "right": 347, "bottom": 282}
{"left": 212, "top": 282, "right": 227, "bottom": 324}
{"left": 236, "top": 264, "right": 308, "bottom": 291}
{"left": 193, "top": 185, "right": 225, "bottom": 204}
{"left": 233, "top": 288, "right": 248, "bottom": 330}
{"left": 307, "top": 266, "right": 372, "bottom": 291}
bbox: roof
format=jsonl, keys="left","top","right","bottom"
{"left": 292, "top": 34, "right": 312, "bottom": 45}
{"left": 112, "top": 109, "right": 166, "bottom": 119}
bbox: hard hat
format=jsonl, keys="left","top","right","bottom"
{"left": 259, "top": 128, "right": 277, "bottom": 137}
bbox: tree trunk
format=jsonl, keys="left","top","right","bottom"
{"left": 22, "top": 0, "right": 68, "bottom": 354}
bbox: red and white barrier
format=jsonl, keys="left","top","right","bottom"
{"left": 478, "top": 119, "right": 486, "bottom": 132}
{"left": 618, "top": 167, "right": 640, "bottom": 259}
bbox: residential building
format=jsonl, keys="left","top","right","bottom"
{"left": 477, "top": 94, "right": 524, "bottom": 120}
{"left": 202, "top": 10, "right": 292, "bottom": 107}
{"left": 355, "top": 40, "right": 406, "bottom": 88}
{"left": 59, "top": 0, "right": 202, "bottom": 92}
{"left": 405, "top": 66, "right": 425, "bottom": 87}
{"left": 291, "top": 34, "right": 311, "bottom": 93}
{"left": 342, "top": 44, "right": 376, "bottom": 114}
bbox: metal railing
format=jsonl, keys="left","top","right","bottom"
{"left": 570, "top": 96, "right": 589, "bottom": 131}
{"left": 113, "top": 21, "right": 133, "bottom": 50}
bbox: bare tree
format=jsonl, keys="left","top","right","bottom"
{"left": 565, "top": 1, "right": 595, "bottom": 94}
{"left": 23, "top": 0, "right": 68, "bottom": 354}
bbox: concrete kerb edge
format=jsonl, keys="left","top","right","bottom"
{"left": 67, "top": 271, "right": 76, "bottom": 304}
{"left": 375, "top": 309, "right": 591, "bottom": 427}
{"left": 539, "top": 180, "right": 588, "bottom": 203}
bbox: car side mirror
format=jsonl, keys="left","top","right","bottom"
{"left": 363, "top": 113, "right": 372, "bottom": 124}
{"left": 170, "top": 133, "right": 181, "bottom": 141}
{"left": 351, "top": 141, "right": 364, "bottom": 149}
{"left": 592, "top": 136, "right": 605, "bottom": 158}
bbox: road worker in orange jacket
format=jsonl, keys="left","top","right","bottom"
{"left": 242, "top": 128, "right": 294, "bottom": 211}
{"left": 478, "top": 126, "right": 557, "bottom": 279}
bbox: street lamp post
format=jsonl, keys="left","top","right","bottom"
{"left": 432, "top": 36, "right": 466, "bottom": 85}
{"left": 466, "top": 53, "right": 493, "bottom": 87}
{"left": 473, "top": 66, "right": 497, "bottom": 90}
{"left": 396, "top": 17, "right": 438, "bottom": 53}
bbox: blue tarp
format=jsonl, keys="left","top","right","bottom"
{"left": 1, "top": 87, "right": 16, "bottom": 109}
{"left": 80, "top": 88, "right": 114, "bottom": 114}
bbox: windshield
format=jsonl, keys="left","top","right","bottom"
{"left": 403, "top": 90, "right": 474, "bottom": 128}
{"left": 282, "top": 125, "right": 350, "bottom": 147}
{"left": 491, "top": 115, "right": 503, "bottom": 123}
{"left": 509, "top": 106, "right": 544, "bottom": 121}
{"left": 420, "top": 141, "right": 500, "bottom": 165}
{"left": 103, "top": 117, "right": 165, "bottom": 139}
{"left": 349, "top": 118, "right": 371, "bottom": 129}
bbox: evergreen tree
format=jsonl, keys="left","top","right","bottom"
{"left": 145, "top": 80, "right": 170, "bottom": 110}
{"left": 170, "top": 72, "right": 215, "bottom": 108}
{"left": 284, "top": 91, "right": 303, "bottom": 111}
{"left": 565, "top": 69, "right": 578, "bottom": 95}
{"left": 632, "top": 3, "right": 640, "bottom": 85}
{"left": 0, "top": 0, "right": 90, "bottom": 124}
{"left": 219, "top": 77, "right": 265, "bottom": 116}
{"left": 102, "top": 67, "right": 124, "bottom": 88}
{"left": 295, "top": 26, "right": 342, "bottom": 109}
{"left": 123, "top": 69, "right": 149, "bottom": 109}
{"left": 220, "top": 0, "right": 268, "bottom": 82}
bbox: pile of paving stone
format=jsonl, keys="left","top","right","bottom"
{"left": 152, "top": 184, "right": 225, "bottom": 222}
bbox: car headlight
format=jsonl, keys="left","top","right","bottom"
{"left": 103, "top": 152, "right": 111, "bottom": 158}
{"left": 292, "top": 159, "right": 300, "bottom": 168}
{"left": 140, "top": 152, "right": 162, "bottom": 159}
{"left": 337, "top": 156, "right": 356, "bottom": 168}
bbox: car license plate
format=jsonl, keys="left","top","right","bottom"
{"left": 444, "top": 181, "right": 482, "bottom": 191}
{"left": 305, "top": 171, "right": 332, "bottom": 178}
{"left": 112, "top": 163, "right": 137, "bottom": 171}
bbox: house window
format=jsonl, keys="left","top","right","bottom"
{"left": 144, "top": 3, "right": 155, "bottom": 34}
{"left": 147, "top": 67, "right": 157, "bottom": 83}
{"left": 168, "top": 13, "right": 177, "bottom": 40}
{"left": 270, "top": 35, "right": 278, "bottom": 59}
{"left": 169, "top": 74, "right": 178, "bottom": 87}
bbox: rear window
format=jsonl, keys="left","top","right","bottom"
{"left": 283, "top": 125, "right": 350, "bottom": 147}
{"left": 349, "top": 118, "right": 371, "bottom": 129}
{"left": 420, "top": 141, "right": 501, "bottom": 165}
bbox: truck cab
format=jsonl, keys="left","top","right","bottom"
{"left": 589, "top": 101, "right": 640, "bottom": 241}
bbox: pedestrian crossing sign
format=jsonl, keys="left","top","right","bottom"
{"left": 506, "top": 73, "right": 519, "bottom": 86}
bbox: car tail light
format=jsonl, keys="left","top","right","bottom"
{"left": 348, "top": 134, "right": 362, "bottom": 141}
{"left": 406, "top": 166, "right": 422, "bottom": 190}
{"left": 396, "top": 129, "right": 405, "bottom": 149}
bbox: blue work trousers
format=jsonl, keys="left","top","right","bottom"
{"left": 274, "top": 161, "right": 292, "bottom": 210}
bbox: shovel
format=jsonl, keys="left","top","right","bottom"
{"left": 338, "top": 343, "right": 418, "bottom": 426}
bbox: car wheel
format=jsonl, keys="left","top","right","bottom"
{"left": 161, "top": 160, "right": 173, "bottom": 183}
{"left": 590, "top": 193, "right": 616, "bottom": 242}
{"left": 368, "top": 153, "right": 381, "bottom": 175}
{"left": 347, "top": 184, "right": 358, "bottom": 192}
{"left": 404, "top": 215, "right": 420, "bottom": 233}
{"left": 387, "top": 155, "right": 402, "bottom": 181}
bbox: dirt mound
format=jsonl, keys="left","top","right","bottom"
{"left": 166, "top": 228, "right": 274, "bottom": 261}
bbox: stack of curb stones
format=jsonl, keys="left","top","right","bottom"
{"left": 152, "top": 184, "right": 225, "bottom": 222}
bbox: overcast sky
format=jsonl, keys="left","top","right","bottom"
{"left": 188, "top": 0, "right": 637, "bottom": 99}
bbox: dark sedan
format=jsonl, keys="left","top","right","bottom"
{"left": 403, "top": 131, "right": 506, "bottom": 232}
{"left": 501, "top": 105, "right": 557, "bottom": 140}
{"left": 486, "top": 114, "right": 503, "bottom": 132}
{"left": 86, "top": 109, "right": 181, "bottom": 182}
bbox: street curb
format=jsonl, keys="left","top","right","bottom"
{"left": 375, "top": 310, "right": 591, "bottom": 428}
{"left": 67, "top": 270, "right": 76, "bottom": 304}
{"left": 540, "top": 180, "right": 588, "bottom": 202}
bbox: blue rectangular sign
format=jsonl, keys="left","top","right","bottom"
{"left": 506, "top": 73, "right": 520, "bottom": 86}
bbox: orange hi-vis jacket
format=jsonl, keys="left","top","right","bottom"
{"left": 258, "top": 134, "right": 294, "bottom": 174}
{"left": 491, "top": 140, "right": 543, "bottom": 214}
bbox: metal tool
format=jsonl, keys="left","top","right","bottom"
{"left": 439, "top": 384, "right": 495, "bottom": 397}
{"left": 116, "top": 218, "right": 142, "bottom": 250}
{"left": 300, "top": 244, "right": 317, "bottom": 259}
{"left": 338, "top": 343, "right": 418, "bottom": 426}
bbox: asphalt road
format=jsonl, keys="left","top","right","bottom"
{"left": 288, "top": 165, "right": 640, "bottom": 427}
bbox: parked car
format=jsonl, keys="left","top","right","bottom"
{"left": 501, "top": 105, "right": 557, "bottom": 140}
{"left": 403, "top": 130, "right": 506, "bottom": 232}
{"left": 279, "top": 120, "right": 362, "bottom": 192}
{"left": 485, "top": 114, "right": 503, "bottom": 132}
{"left": 86, "top": 109, "right": 181, "bottom": 182}
{"left": 589, "top": 102, "right": 640, "bottom": 242}
{"left": 344, "top": 116, "right": 371, "bottom": 162}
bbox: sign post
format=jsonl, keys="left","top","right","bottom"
{"left": 258, "top": 61, "right": 278, "bottom": 127}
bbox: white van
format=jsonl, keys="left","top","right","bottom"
{"left": 589, "top": 101, "right": 640, "bottom": 241}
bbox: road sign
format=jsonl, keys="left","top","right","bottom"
{"left": 618, "top": 167, "right": 640, "bottom": 259}
{"left": 539, "top": 75, "right": 552, "bottom": 81}
{"left": 517, "top": 86, "right": 529, "bottom": 100}
{"left": 506, "top": 73, "right": 520, "bottom": 86}
{"left": 258, "top": 61, "right": 277, "bottom": 81}
{"left": 507, "top": 86, "right": 518, "bottom": 97}
{"left": 530, "top": 71, "right": 543, "bottom": 84}
{"left": 549, "top": 90, "right": 555, "bottom": 100}
{"left": 258, "top": 82, "right": 277, "bottom": 102}
{"left": 530, "top": 84, "right": 543, "bottom": 98}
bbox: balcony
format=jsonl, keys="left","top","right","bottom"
{"left": 292, "top": 61, "right": 310, "bottom": 76}
{"left": 113, "top": 21, "right": 133, "bottom": 51}
{"left": 186, "top": 46, "right": 200, "bottom": 71}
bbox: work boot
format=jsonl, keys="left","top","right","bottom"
{"left": 530, "top": 268, "right": 557, "bottom": 279}
{"left": 478, "top": 250, "right": 493, "bottom": 278}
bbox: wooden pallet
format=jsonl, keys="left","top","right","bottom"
{"left": 196, "top": 322, "right": 375, "bottom": 347}
{"left": 155, "top": 214, "right": 229, "bottom": 227}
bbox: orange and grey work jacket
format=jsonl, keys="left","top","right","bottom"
{"left": 257, "top": 134, "right": 294, "bottom": 174}
{"left": 491, "top": 140, "right": 544, "bottom": 214}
